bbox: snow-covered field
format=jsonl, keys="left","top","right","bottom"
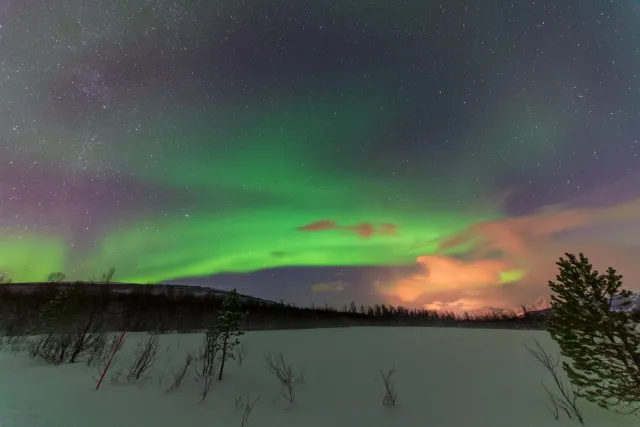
{"left": 0, "top": 327, "right": 634, "bottom": 427}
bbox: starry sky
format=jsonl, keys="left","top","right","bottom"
{"left": 1, "top": 0, "right": 640, "bottom": 312}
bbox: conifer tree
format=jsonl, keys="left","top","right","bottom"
{"left": 547, "top": 253, "right": 640, "bottom": 415}
{"left": 39, "top": 284, "right": 84, "bottom": 332}
{"left": 215, "top": 289, "right": 246, "bottom": 381}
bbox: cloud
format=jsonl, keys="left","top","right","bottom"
{"left": 297, "top": 220, "right": 338, "bottom": 231}
{"left": 311, "top": 281, "right": 347, "bottom": 293}
{"left": 379, "top": 196, "right": 640, "bottom": 312}
{"left": 297, "top": 220, "right": 399, "bottom": 239}
{"left": 345, "top": 222, "right": 375, "bottom": 238}
{"left": 379, "top": 223, "right": 399, "bottom": 235}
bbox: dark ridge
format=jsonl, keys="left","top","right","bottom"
{"left": 0, "top": 281, "right": 550, "bottom": 335}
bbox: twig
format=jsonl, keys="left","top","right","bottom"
{"left": 380, "top": 367, "right": 397, "bottom": 406}
{"left": 235, "top": 393, "right": 259, "bottom": 426}
{"left": 525, "top": 339, "right": 584, "bottom": 424}
{"left": 236, "top": 342, "right": 248, "bottom": 367}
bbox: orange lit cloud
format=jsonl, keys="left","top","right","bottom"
{"left": 297, "top": 220, "right": 399, "bottom": 239}
{"left": 297, "top": 220, "right": 338, "bottom": 231}
{"left": 345, "top": 222, "right": 376, "bottom": 238}
{"left": 380, "top": 195, "right": 640, "bottom": 313}
{"left": 380, "top": 223, "right": 399, "bottom": 235}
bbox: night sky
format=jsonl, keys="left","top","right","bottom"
{"left": 1, "top": 1, "right": 640, "bottom": 312}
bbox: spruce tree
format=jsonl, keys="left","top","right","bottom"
{"left": 214, "top": 289, "right": 246, "bottom": 381}
{"left": 547, "top": 253, "right": 640, "bottom": 415}
{"left": 39, "top": 284, "right": 84, "bottom": 332}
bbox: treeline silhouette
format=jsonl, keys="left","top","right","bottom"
{"left": 0, "top": 282, "right": 549, "bottom": 335}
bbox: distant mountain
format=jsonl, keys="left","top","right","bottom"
{"left": 2, "top": 282, "right": 279, "bottom": 307}
{"left": 610, "top": 292, "right": 640, "bottom": 312}
{"left": 522, "top": 292, "right": 640, "bottom": 318}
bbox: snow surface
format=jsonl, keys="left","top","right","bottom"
{"left": 0, "top": 327, "right": 635, "bottom": 427}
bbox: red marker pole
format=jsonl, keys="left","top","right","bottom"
{"left": 96, "top": 329, "right": 127, "bottom": 390}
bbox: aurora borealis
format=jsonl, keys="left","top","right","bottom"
{"left": 1, "top": 1, "right": 640, "bottom": 311}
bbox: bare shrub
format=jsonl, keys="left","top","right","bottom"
{"left": 0, "top": 272, "right": 11, "bottom": 284}
{"left": 167, "top": 352, "right": 194, "bottom": 391}
{"left": 34, "top": 316, "right": 105, "bottom": 365}
{"left": 235, "top": 342, "right": 248, "bottom": 367}
{"left": 525, "top": 339, "right": 584, "bottom": 424}
{"left": 197, "top": 331, "right": 221, "bottom": 400}
{"left": 1, "top": 310, "right": 30, "bottom": 342}
{"left": 67, "top": 323, "right": 106, "bottom": 364}
{"left": 1, "top": 334, "right": 16, "bottom": 349}
{"left": 26, "top": 336, "right": 44, "bottom": 359}
{"left": 295, "top": 367, "right": 306, "bottom": 384}
{"left": 234, "top": 395, "right": 243, "bottom": 409}
{"left": 126, "top": 331, "right": 160, "bottom": 383}
{"left": 156, "top": 371, "right": 165, "bottom": 388}
{"left": 110, "top": 365, "right": 124, "bottom": 383}
{"left": 86, "top": 333, "right": 109, "bottom": 367}
{"left": 89, "top": 332, "right": 127, "bottom": 368}
{"left": 546, "top": 388, "right": 560, "bottom": 420}
{"left": 264, "top": 352, "right": 297, "bottom": 404}
{"left": 380, "top": 367, "right": 397, "bottom": 407}
{"left": 47, "top": 272, "right": 66, "bottom": 283}
{"left": 28, "top": 283, "right": 106, "bottom": 365}
{"left": 92, "top": 334, "right": 126, "bottom": 386}
{"left": 1, "top": 335, "right": 26, "bottom": 355}
{"left": 235, "top": 393, "right": 259, "bottom": 426}
{"left": 101, "top": 267, "right": 116, "bottom": 283}
{"left": 27, "top": 333, "right": 74, "bottom": 365}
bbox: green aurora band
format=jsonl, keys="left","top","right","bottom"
{"left": 4, "top": 0, "right": 636, "bottom": 294}
{"left": 4, "top": 93, "right": 527, "bottom": 284}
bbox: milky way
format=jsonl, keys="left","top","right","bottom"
{"left": 1, "top": 1, "right": 640, "bottom": 311}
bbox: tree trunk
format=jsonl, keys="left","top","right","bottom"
{"left": 217, "top": 334, "right": 228, "bottom": 381}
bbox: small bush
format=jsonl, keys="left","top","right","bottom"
{"left": 235, "top": 393, "right": 259, "bottom": 426}
{"left": 67, "top": 325, "right": 106, "bottom": 364}
{"left": 126, "top": 331, "right": 160, "bottom": 383}
{"left": 196, "top": 331, "right": 220, "bottom": 400}
{"left": 88, "top": 332, "right": 126, "bottom": 367}
{"left": 86, "top": 333, "right": 109, "bottom": 367}
{"left": 167, "top": 352, "right": 194, "bottom": 392}
{"left": 265, "top": 352, "right": 297, "bottom": 405}
{"left": 27, "top": 333, "right": 73, "bottom": 365}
